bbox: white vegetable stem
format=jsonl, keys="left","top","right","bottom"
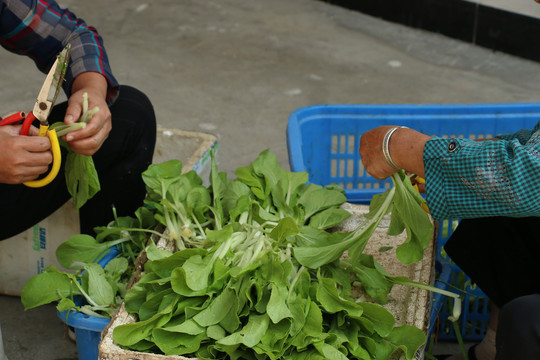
{"left": 79, "top": 92, "right": 99, "bottom": 124}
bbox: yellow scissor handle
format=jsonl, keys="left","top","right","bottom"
{"left": 411, "top": 175, "right": 430, "bottom": 214}
{"left": 412, "top": 175, "right": 425, "bottom": 185}
{"left": 24, "top": 126, "right": 61, "bottom": 188}
{"left": 37, "top": 124, "right": 49, "bottom": 137}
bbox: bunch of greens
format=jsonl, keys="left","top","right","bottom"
{"left": 111, "top": 150, "right": 440, "bottom": 360}
{"left": 50, "top": 92, "right": 101, "bottom": 209}
{"left": 21, "top": 207, "right": 158, "bottom": 318}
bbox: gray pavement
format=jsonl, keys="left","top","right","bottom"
{"left": 2, "top": 0, "right": 540, "bottom": 359}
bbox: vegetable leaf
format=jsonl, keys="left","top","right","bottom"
{"left": 56, "top": 234, "right": 113, "bottom": 269}
{"left": 391, "top": 172, "right": 433, "bottom": 264}
{"left": 65, "top": 152, "right": 101, "bottom": 210}
{"left": 21, "top": 267, "right": 80, "bottom": 310}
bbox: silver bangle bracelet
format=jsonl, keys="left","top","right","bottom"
{"left": 382, "top": 126, "right": 407, "bottom": 170}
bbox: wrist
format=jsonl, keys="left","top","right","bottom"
{"left": 389, "top": 127, "right": 430, "bottom": 177}
{"left": 382, "top": 126, "right": 406, "bottom": 170}
{"left": 71, "top": 72, "right": 108, "bottom": 99}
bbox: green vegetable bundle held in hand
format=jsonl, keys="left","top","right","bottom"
{"left": 50, "top": 92, "right": 101, "bottom": 209}
{"left": 294, "top": 171, "right": 433, "bottom": 268}
{"left": 112, "top": 150, "right": 431, "bottom": 360}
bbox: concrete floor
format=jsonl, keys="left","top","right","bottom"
{"left": 2, "top": 0, "right": 540, "bottom": 359}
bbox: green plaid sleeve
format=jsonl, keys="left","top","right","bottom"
{"left": 423, "top": 121, "right": 540, "bottom": 221}
{"left": 497, "top": 129, "right": 536, "bottom": 144}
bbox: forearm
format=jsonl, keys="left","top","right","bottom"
{"left": 359, "top": 126, "right": 430, "bottom": 180}
{"left": 360, "top": 123, "right": 540, "bottom": 220}
{"left": 1, "top": 0, "right": 119, "bottom": 101}
{"left": 71, "top": 72, "right": 108, "bottom": 100}
{"left": 388, "top": 127, "right": 431, "bottom": 178}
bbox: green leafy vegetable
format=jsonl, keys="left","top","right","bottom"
{"left": 55, "top": 234, "right": 114, "bottom": 269}
{"left": 22, "top": 148, "right": 457, "bottom": 359}
{"left": 109, "top": 150, "right": 435, "bottom": 360}
{"left": 50, "top": 91, "right": 101, "bottom": 209}
{"left": 65, "top": 152, "right": 100, "bottom": 209}
{"left": 21, "top": 207, "right": 158, "bottom": 317}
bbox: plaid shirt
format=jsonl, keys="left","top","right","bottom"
{"left": 0, "top": 0, "right": 119, "bottom": 103}
{"left": 424, "top": 120, "right": 540, "bottom": 220}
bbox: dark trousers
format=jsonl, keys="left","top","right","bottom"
{"left": 445, "top": 217, "right": 540, "bottom": 359}
{"left": 445, "top": 216, "right": 540, "bottom": 308}
{"left": 496, "top": 294, "right": 540, "bottom": 360}
{"left": 0, "top": 85, "right": 156, "bottom": 240}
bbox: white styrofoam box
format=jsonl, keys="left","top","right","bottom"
{"left": 0, "top": 127, "right": 217, "bottom": 296}
{"left": 98, "top": 203, "right": 435, "bottom": 360}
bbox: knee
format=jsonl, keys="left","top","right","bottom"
{"left": 111, "top": 85, "right": 157, "bottom": 141}
{"left": 499, "top": 295, "right": 540, "bottom": 331}
{"left": 116, "top": 85, "right": 157, "bottom": 126}
{"left": 118, "top": 85, "right": 153, "bottom": 108}
{"left": 496, "top": 294, "right": 540, "bottom": 357}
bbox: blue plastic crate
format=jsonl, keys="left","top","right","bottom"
{"left": 432, "top": 219, "right": 492, "bottom": 342}
{"left": 427, "top": 251, "right": 453, "bottom": 342}
{"left": 287, "top": 103, "right": 540, "bottom": 341}
{"left": 426, "top": 219, "right": 492, "bottom": 343}
{"left": 57, "top": 247, "right": 119, "bottom": 360}
{"left": 287, "top": 103, "right": 540, "bottom": 204}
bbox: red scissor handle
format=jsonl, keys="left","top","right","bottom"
{"left": 0, "top": 112, "right": 26, "bottom": 127}
{"left": 0, "top": 111, "right": 36, "bottom": 136}
{"left": 20, "top": 112, "right": 36, "bottom": 136}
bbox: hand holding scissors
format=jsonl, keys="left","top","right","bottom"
{"left": 0, "top": 44, "right": 71, "bottom": 187}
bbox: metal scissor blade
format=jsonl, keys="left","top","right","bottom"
{"left": 48, "top": 44, "right": 71, "bottom": 103}
{"left": 32, "top": 44, "right": 71, "bottom": 124}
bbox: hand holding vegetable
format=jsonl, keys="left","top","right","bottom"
{"left": 62, "top": 72, "right": 111, "bottom": 156}
{"left": 0, "top": 124, "right": 52, "bottom": 184}
{"left": 359, "top": 126, "right": 430, "bottom": 179}
{"left": 50, "top": 77, "right": 105, "bottom": 209}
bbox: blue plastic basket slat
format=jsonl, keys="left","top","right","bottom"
{"left": 287, "top": 103, "right": 540, "bottom": 342}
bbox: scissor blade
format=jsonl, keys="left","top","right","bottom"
{"left": 47, "top": 44, "right": 71, "bottom": 103}
{"left": 33, "top": 44, "right": 71, "bottom": 124}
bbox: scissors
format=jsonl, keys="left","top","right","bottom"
{"left": 410, "top": 174, "right": 430, "bottom": 214}
{"left": 0, "top": 44, "right": 71, "bottom": 188}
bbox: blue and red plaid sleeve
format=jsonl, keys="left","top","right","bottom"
{"left": 423, "top": 121, "right": 540, "bottom": 220}
{"left": 0, "top": 0, "right": 119, "bottom": 104}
